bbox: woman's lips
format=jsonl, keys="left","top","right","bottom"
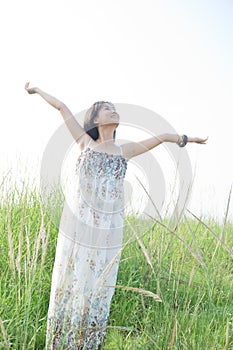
{"left": 111, "top": 113, "right": 119, "bottom": 118}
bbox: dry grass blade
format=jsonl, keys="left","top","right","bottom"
{"left": 184, "top": 214, "right": 205, "bottom": 266}
{"left": 135, "top": 175, "right": 163, "bottom": 221}
{"left": 143, "top": 332, "right": 161, "bottom": 349}
{"left": 7, "top": 210, "right": 15, "bottom": 277}
{"left": 221, "top": 185, "right": 232, "bottom": 241}
{"left": 187, "top": 209, "right": 233, "bottom": 258}
{"left": 16, "top": 191, "right": 28, "bottom": 305}
{"left": 16, "top": 191, "right": 28, "bottom": 276}
{"left": 39, "top": 202, "right": 50, "bottom": 265}
{"left": 106, "top": 326, "right": 133, "bottom": 331}
{"left": 212, "top": 186, "right": 232, "bottom": 259}
{"left": 188, "top": 265, "right": 195, "bottom": 288}
{"left": 30, "top": 202, "right": 48, "bottom": 272}
{"left": 225, "top": 318, "right": 229, "bottom": 348}
{"left": 170, "top": 315, "right": 177, "bottom": 348}
{"left": 0, "top": 318, "right": 10, "bottom": 348}
{"left": 25, "top": 225, "right": 31, "bottom": 267}
{"left": 141, "top": 294, "right": 146, "bottom": 310}
{"left": 126, "top": 218, "right": 155, "bottom": 273}
{"left": 148, "top": 215, "right": 206, "bottom": 267}
{"left": 107, "top": 285, "right": 162, "bottom": 302}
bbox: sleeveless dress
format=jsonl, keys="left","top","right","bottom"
{"left": 46, "top": 140, "right": 128, "bottom": 349}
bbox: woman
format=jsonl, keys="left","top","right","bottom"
{"left": 25, "top": 82, "right": 207, "bottom": 349}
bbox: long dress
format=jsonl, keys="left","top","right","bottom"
{"left": 46, "top": 140, "right": 128, "bottom": 349}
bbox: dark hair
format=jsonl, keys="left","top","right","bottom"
{"left": 84, "top": 101, "right": 116, "bottom": 141}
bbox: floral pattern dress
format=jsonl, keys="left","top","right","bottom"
{"left": 46, "top": 142, "right": 127, "bottom": 349}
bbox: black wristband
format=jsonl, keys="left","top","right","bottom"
{"left": 177, "top": 134, "right": 188, "bottom": 147}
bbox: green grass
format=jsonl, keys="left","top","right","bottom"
{"left": 0, "top": 179, "right": 233, "bottom": 349}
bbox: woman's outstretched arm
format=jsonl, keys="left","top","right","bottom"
{"left": 25, "top": 82, "right": 89, "bottom": 145}
{"left": 122, "top": 133, "right": 208, "bottom": 160}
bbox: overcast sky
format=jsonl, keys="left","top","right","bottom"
{"left": 1, "top": 0, "right": 233, "bottom": 220}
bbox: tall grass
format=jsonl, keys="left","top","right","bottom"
{"left": 0, "top": 176, "right": 233, "bottom": 349}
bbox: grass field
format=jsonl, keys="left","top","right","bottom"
{"left": 0, "top": 179, "right": 233, "bottom": 349}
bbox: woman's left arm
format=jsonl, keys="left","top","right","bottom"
{"left": 122, "top": 134, "right": 208, "bottom": 160}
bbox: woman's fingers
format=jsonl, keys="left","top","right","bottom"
{"left": 25, "top": 81, "right": 30, "bottom": 89}
{"left": 197, "top": 137, "right": 208, "bottom": 144}
{"left": 25, "top": 82, "right": 37, "bottom": 94}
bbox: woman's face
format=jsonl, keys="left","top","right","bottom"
{"left": 94, "top": 103, "right": 120, "bottom": 126}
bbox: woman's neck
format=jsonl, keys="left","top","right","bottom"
{"left": 97, "top": 127, "right": 115, "bottom": 144}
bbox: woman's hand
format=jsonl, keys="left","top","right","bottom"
{"left": 190, "top": 137, "right": 208, "bottom": 144}
{"left": 25, "top": 82, "right": 38, "bottom": 94}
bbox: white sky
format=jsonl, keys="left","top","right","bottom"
{"left": 1, "top": 0, "right": 233, "bottom": 220}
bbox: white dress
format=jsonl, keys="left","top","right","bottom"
{"left": 46, "top": 140, "right": 127, "bottom": 349}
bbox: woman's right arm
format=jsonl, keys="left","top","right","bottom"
{"left": 25, "top": 82, "right": 89, "bottom": 145}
